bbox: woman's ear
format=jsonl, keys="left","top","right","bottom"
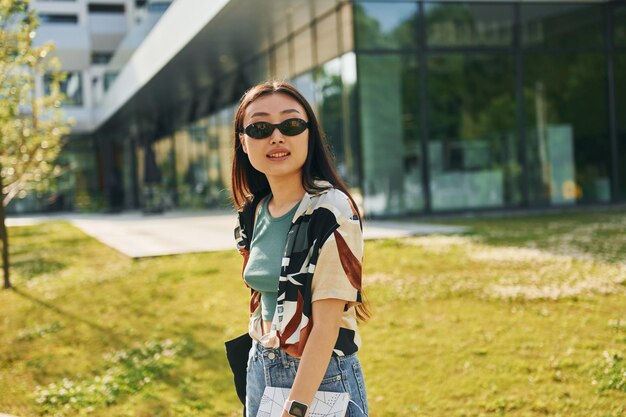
{"left": 239, "top": 134, "right": 248, "bottom": 154}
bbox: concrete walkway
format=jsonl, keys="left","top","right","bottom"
{"left": 7, "top": 210, "right": 467, "bottom": 258}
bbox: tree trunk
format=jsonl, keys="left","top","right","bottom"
{"left": 0, "top": 175, "right": 10, "bottom": 289}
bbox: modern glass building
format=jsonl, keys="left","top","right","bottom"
{"left": 13, "top": 0, "right": 626, "bottom": 217}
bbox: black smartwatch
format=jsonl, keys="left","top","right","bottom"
{"left": 285, "top": 400, "right": 308, "bottom": 417}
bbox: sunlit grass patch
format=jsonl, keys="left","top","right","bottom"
{"left": 593, "top": 351, "right": 626, "bottom": 393}
{"left": 365, "top": 235, "right": 626, "bottom": 301}
{"left": 438, "top": 210, "right": 626, "bottom": 265}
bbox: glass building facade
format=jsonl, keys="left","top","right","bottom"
{"left": 12, "top": 0, "right": 625, "bottom": 217}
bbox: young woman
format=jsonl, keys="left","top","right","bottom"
{"left": 231, "top": 81, "right": 370, "bottom": 417}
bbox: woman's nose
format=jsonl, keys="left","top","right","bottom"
{"left": 269, "top": 128, "right": 285, "bottom": 143}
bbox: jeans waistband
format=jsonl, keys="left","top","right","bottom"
{"left": 253, "top": 339, "right": 358, "bottom": 365}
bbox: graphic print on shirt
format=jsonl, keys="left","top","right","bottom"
{"left": 235, "top": 184, "right": 363, "bottom": 358}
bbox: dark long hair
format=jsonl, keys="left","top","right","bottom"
{"left": 230, "top": 80, "right": 371, "bottom": 322}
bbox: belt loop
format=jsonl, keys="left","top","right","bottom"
{"left": 280, "top": 348, "right": 291, "bottom": 368}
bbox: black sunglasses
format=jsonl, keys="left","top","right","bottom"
{"left": 241, "top": 118, "right": 309, "bottom": 139}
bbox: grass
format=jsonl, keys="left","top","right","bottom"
{"left": 0, "top": 211, "right": 625, "bottom": 417}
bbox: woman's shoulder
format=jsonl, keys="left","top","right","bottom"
{"left": 308, "top": 184, "right": 359, "bottom": 223}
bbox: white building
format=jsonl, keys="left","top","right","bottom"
{"left": 32, "top": 0, "right": 174, "bottom": 133}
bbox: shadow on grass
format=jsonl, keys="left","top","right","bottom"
{"left": 157, "top": 336, "right": 241, "bottom": 413}
{"left": 12, "top": 257, "right": 67, "bottom": 280}
{"left": 11, "top": 286, "right": 131, "bottom": 348}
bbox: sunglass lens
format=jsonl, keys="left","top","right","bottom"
{"left": 279, "top": 119, "right": 307, "bottom": 136}
{"left": 246, "top": 122, "right": 273, "bottom": 139}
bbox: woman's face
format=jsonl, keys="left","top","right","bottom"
{"left": 240, "top": 93, "right": 309, "bottom": 183}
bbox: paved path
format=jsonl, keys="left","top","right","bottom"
{"left": 7, "top": 210, "right": 467, "bottom": 258}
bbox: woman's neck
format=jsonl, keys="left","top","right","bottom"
{"left": 266, "top": 174, "right": 306, "bottom": 213}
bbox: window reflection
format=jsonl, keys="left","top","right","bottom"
{"left": 358, "top": 54, "right": 423, "bottom": 215}
{"left": 427, "top": 54, "right": 521, "bottom": 210}
{"left": 522, "top": 4, "right": 603, "bottom": 49}
{"left": 354, "top": 2, "right": 418, "bottom": 50}
{"left": 206, "top": 114, "right": 226, "bottom": 206}
{"left": 183, "top": 120, "right": 211, "bottom": 208}
{"left": 525, "top": 53, "right": 610, "bottom": 204}
{"left": 615, "top": 5, "right": 626, "bottom": 46}
{"left": 425, "top": 3, "right": 513, "bottom": 47}
{"left": 317, "top": 58, "right": 346, "bottom": 177}
{"left": 292, "top": 72, "right": 318, "bottom": 113}
{"left": 153, "top": 136, "right": 176, "bottom": 209}
{"left": 616, "top": 54, "right": 626, "bottom": 200}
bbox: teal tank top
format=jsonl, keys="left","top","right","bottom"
{"left": 243, "top": 194, "right": 300, "bottom": 321}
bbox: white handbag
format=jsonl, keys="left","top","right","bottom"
{"left": 257, "top": 386, "right": 350, "bottom": 417}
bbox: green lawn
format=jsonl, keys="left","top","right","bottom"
{"left": 1, "top": 211, "right": 625, "bottom": 417}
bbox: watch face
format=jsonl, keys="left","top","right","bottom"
{"left": 288, "top": 401, "right": 308, "bottom": 417}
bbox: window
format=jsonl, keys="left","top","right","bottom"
{"left": 315, "top": 54, "right": 360, "bottom": 189}
{"left": 427, "top": 54, "right": 521, "bottom": 210}
{"left": 148, "top": 2, "right": 170, "bottom": 13}
{"left": 91, "top": 52, "right": 113, "bottom": 65}
{"left": 425, "top": 2, "right": 513, "bottom": 48}
{"left": 45, "top": 71, "right": 83, "bottom": 106}
{"left": 358, "top": 53, "right": 424, "bottom": 215}
{"left": 39, "top": 14, "right": 78, "bottom": 24}
{"left": 522, "top": 4, "right": 603, "bottom": 49}
{"left": 525, "top": 53, "right": 610, "bottom": 204}
{"left": 615, "top": 4, "right": 626, "bottom": 46}
{"left": 88, "top": 4, "right": 125, "bottom": 13}
{"left": 104, "top": 71, "right": 118, "bottom": 92}
{"left": 615, "top": 54, "right": 626, "bottom": 200}
{"left": 354, "top": 2, "right": 418, "bottom": 50}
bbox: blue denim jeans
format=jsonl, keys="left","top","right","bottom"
{"left": 246, "top": 341, "right": 368, "bottom": 417}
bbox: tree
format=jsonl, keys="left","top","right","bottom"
{"left": 0, "top": 0, "right": 74, "bottom": 289}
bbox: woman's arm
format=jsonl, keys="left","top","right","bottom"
{"left": 280, "top": 298, "right": 346, "bottom": 417}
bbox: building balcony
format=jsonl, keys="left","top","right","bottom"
{"left": 34, "top": 24, "right": 90, "bottom": 68}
